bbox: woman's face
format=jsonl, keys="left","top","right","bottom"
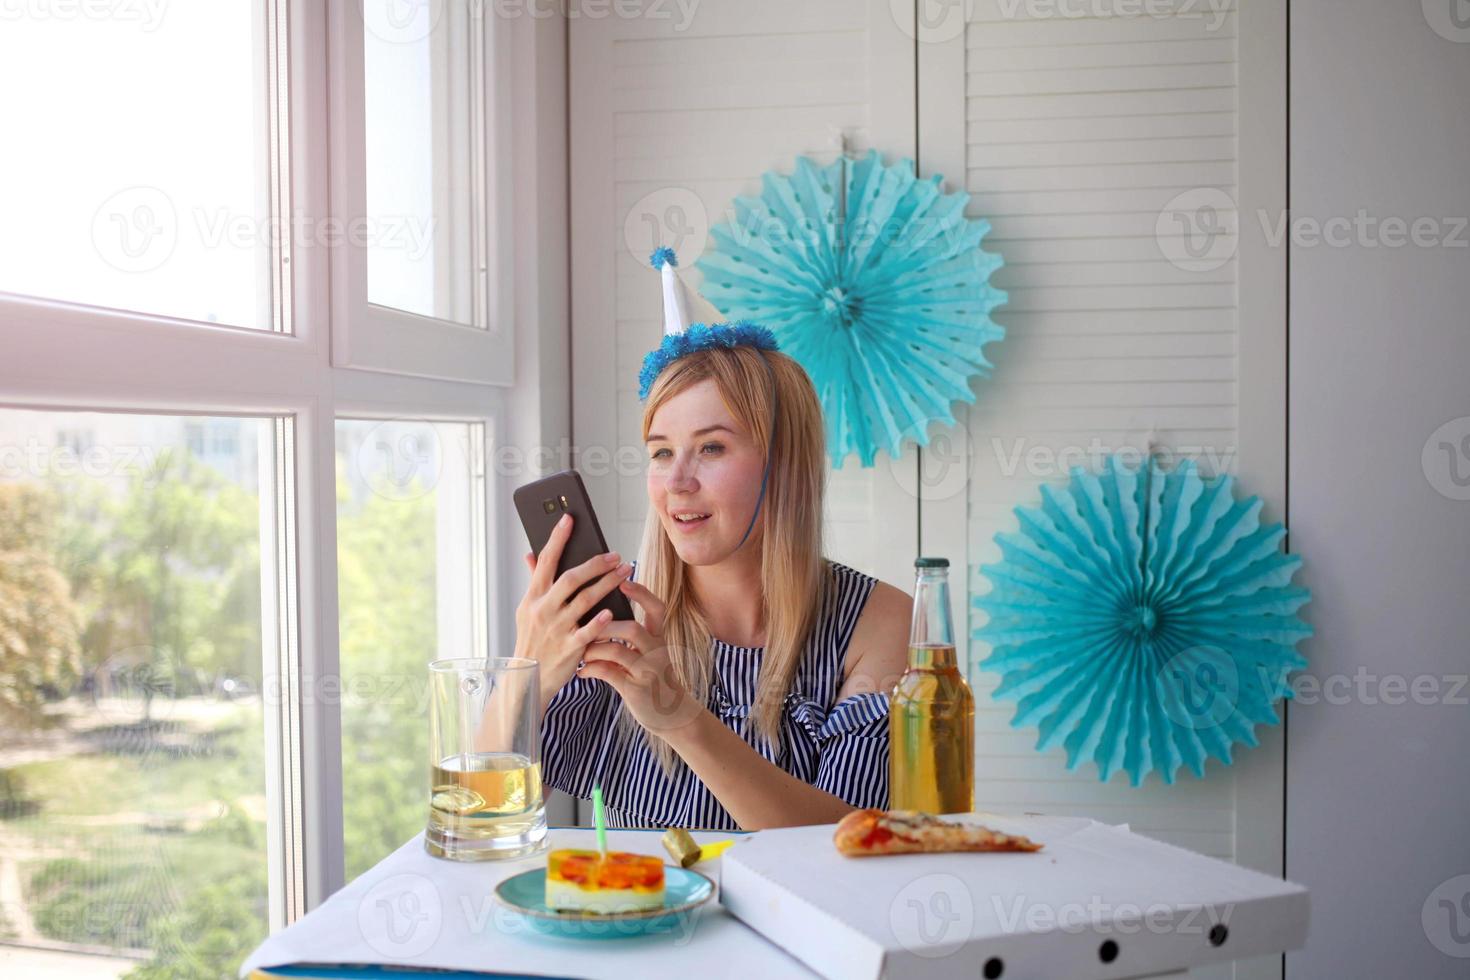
{"left": 646, "top": 378, "right": 766, "bottom": 564}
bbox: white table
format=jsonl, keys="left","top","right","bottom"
{"left": 241, "top": 827, "right": 815, "bottom": 979}
{"left": 241, "top": 822, "right": 1294, "bottom": 980}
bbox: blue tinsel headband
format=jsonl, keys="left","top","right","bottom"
{"left": 638, "top": 321, "right": 781, "bottom": 401}
{"left": 638, "top": 247, "right": 780, "bottom": 401}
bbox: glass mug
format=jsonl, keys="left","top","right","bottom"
{"left": 425, "top": 658, "right": 548, "bottom": 861}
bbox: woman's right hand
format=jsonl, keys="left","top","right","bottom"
{"left": 514, "top": 513, "right": 634, "bottom": 715}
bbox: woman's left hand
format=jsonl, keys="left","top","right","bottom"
{"left": 578, "top": 579, "right": 705, "bottom": 734}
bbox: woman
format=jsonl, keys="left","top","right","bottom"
{"left": 513, "top": 250, "right": 911, "bottom": 831}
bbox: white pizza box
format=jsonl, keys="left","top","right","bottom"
{"left": 719, "top": 813, "right": 1309, "bottom": 980}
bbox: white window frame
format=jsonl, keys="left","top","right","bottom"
{"left": 327, "top": 0, "right": 517, "bottom": 385}
{"left": 0, "top": 0, "right": 566, "bottom": 927}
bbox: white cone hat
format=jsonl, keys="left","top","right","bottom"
{"left": 653, "top": 247, "right": 725, "bottom": 337}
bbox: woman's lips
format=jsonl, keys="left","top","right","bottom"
{"left": 671, "top": 513, "right": 711, "bottom": 532}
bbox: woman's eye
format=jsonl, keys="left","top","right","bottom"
{"left": 649, "top": 444, "right": 721, "bottom": 460}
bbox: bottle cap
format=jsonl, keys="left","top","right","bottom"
{"left": 914, "top": 557, "right": 950, "bottom": 568}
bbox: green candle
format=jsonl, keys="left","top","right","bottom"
{"left": 592, "top": 783, "right": 608, "bottom": 857}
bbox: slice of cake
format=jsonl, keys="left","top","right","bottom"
{"left": 545, "top": 849, "right": 666, "bottom": 914}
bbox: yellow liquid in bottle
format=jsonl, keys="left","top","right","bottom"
{"left": 889, "top": 644, "right": 975, "bottom": 814}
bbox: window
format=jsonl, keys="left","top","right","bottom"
{"left": 0, "top": 3, "right": 281, "bottom": 331}
{"left": 329, "top": 0, "right": 516, "bottom": 383}
{"left": 363, "top": 4, "right": 481, "bottom": 325}
{"left": 334, "top": 419, "right": 487, "bottom": 881}
{"left": 0, "top": 2, "right": 546, "bottom": 977}
{"left": 0, "top": 410, "right": 277, "bottom": 977}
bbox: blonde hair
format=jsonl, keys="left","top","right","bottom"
{"left": 631, "top": 345, "right": 830, "bottom": 773}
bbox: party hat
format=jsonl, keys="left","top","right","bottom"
{"left": 654, "top": 246, "right": 725, "bottom": 337}
{"left": 638, "top": 247, "right": 779, "bottom": 400}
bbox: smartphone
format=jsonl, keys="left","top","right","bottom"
{"left": 513, "top": 469, "right": 636, "bottom": 626}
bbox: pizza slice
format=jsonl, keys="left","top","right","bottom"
{"left": 833, "top": 808, "right": 1043, "bottom": 857}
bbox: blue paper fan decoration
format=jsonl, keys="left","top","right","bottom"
{"left": 696, "top": 150, "right": 1006, "bottom": 468}
{"left": 974, "top": 454, "right": 1312, "bottom": 786}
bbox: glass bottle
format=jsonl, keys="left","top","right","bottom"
{"left": 889, "top": 557, "right": 975, "bottom": 813}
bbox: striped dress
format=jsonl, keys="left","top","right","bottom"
{"left": 540, "top": 559, "right": 891, "bottom": 829}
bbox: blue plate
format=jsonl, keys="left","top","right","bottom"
{"left": 493, "top": 865, "right": 715, "bottom": 939}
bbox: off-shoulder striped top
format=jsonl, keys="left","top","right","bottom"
{"left": 539, "top": 559, "right": 890, "bottom": 830}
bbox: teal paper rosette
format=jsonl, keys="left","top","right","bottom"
{"left": 974, "top": 454, "right": 1312, "bottom": 786}
{"left": 696, "top": 150, "right": 1006, "bottom": 468}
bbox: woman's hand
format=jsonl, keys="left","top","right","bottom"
{"left": 577, "top": 579, "right": 705, "bottom": 734}
{"left": 514, "top": 513, "right": 634, "bottom": 714}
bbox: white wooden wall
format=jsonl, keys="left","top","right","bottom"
{"left": 932, "top": 0, "right": 1247, "bottom": 857}
{"left": 570, "top": 4, "right": 1286, "bottom": 975}
{"left": 916, "top": 3, "right": 1286, "bottom": 978}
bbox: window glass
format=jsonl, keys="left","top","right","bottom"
{"left": 0, "top": 4, "right": 276, "bottom": 330}
{"left": 0, "top": 410, "right": 274, "bottom": 977}
{"left": 363, "top": 1, "right": 482, "bottom": 326}
{"left": 334, "top": 419, "right": 483, "bottom": 880}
